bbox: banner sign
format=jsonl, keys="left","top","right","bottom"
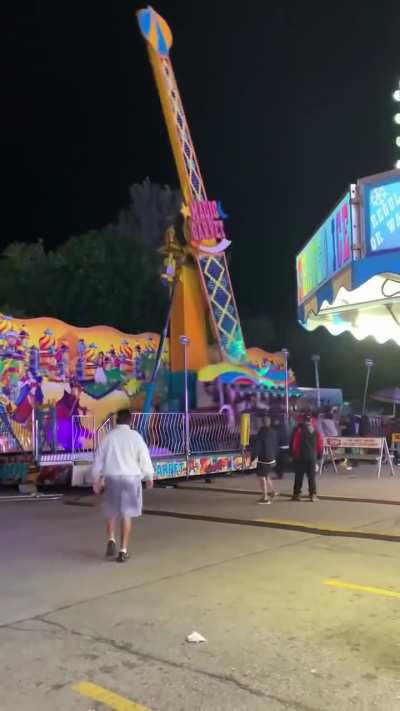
{"left": 324, "top": 437, "right": 383, "bottom": 449}
{"left": 153, "top": 451, "right": 254, "bottom": 480}
{"left": 296, "top": 192, "right": 352, "bottom": 304}
{"left": 153, "top": 459, "right": 187, "bottom": 480}
{"left": 364, "top": 176, "right": 400, "bottom": 254}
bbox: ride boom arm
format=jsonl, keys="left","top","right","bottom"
{"left": 137, "top": 6, "right": 246, "bottom": 364}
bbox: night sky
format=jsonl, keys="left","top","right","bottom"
{"left": 3, "top": 1, "right": 400, "bottom": 391}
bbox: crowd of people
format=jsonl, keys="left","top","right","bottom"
{"left": 250, "top": 413, "right": 323, "bottom": 504}
{"left": 248, "top": 406, "right": 400, "bottom": 504}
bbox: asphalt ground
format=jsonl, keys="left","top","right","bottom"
{"left": 2, "top": 466, "right": 400, "bottom": 710}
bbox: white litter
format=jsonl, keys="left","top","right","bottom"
{"left": 186, "top": 631, "right": 207, "bottom": 643}
{"left": 310, "top": 669, "right": 317, "bottom": 674}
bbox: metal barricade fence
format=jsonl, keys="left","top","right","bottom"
{"left": 72, "top": 415, "right": 95, "bottom": 455}
{"left": 130, "top": 412, "right": 185, "bottom": 456}
{"left": 189, "top": 412, "right": 240, "bottom": 454}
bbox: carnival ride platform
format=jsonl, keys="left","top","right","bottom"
{"left": 0, "top": 410, "right": 253, "bottom": 487}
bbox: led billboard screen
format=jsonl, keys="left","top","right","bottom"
{"left": 297, "top": 192, "right": 352, "bottom": 304}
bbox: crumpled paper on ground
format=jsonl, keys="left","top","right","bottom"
{"left": 186, "top": 631, "right": 207, "bottom": 643}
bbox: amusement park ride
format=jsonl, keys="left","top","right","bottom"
{"left": 0, "top": 6, "right": 296, "bottom": 489}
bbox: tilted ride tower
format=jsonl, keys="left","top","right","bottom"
{"left": 137, "top": 7, "right": 248, "bottom": 374}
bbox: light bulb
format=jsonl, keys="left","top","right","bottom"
{"left": 395, "top": 114, "right": 400, "bottom": 124}
{"left": 394, "top": 89, "right": 400, "bottom": 102}
{"left": 396, "top": 137, "right": 400, "bottom": 147}
{"left": 396, "top": 160, "right": 400, "bottom": 169}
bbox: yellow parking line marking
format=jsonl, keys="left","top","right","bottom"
{"left": 72, "top": 681, "right": 150, "bottom": 710}
{"left": 323, "top": 579, "right": 400, "bottom": 598}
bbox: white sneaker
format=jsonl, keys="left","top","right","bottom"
{"left": 258, "top": 497, "right": 272, "bottom": 504}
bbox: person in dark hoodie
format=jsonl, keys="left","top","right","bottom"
{"left": 290, "top": 414, "right": 324, "bottom": 502}
{"left": 251, "top": 415, "right": 279, "bottom": 504}
{"left": 273, "top": 416, "right": 291, "bottom": 479}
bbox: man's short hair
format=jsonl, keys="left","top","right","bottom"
{"left": 116, "top": 409, "right": 131, "bottom": 425}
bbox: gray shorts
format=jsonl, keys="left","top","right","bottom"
{"left": 104, "top": 476, "right": 143, "bottom": 518}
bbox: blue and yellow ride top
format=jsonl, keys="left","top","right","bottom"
{"left": 137, "top": 6, "right": 173, "bottom": 56}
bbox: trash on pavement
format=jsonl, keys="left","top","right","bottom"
{"left": 186, "top": 631, "right": 207, "bottom": 643}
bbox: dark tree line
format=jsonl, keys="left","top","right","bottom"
{"left": 0, "top": 181, "right": 181, "bottom": 334}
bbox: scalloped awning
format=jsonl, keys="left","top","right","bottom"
{"left": 302, "top": 273, "right": 400, "bottom": 345}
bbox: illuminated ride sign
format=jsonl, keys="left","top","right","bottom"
{"left": 186, "top": 200, "right": 231, "bottom": 254}
{"left": 364, "top": 176, "right": 400, "bottom": 254}
{"left": 296, "top": 192, "right": 352, "bottom": 304}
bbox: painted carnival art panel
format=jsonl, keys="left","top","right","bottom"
{"left": 0, "top": 314, "right": 169, "bottom": 442}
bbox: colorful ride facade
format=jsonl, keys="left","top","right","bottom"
{"left": 297, "top": 169, "right": 400, "bottom": 345}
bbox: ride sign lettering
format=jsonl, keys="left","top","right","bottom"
{"left": 189, "top": 200, "right": 227, "bottom": 243}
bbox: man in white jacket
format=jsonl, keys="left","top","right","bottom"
{"left": 92, "top": 409, "right": 154, "bottom": 562}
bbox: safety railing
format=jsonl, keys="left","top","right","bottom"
{"left": 32, "top": 411, "right": 95, "bottom": 460}
{"left": 0, "top": 408, "right": 242, "bottom": 461}
{"left": 10, "top": 420, "right": 32, "bottom": 452}
{"left": 35, "top": 410, "right": 58, "bottom": 455}
{"left": 72, "top": 415, "right": 95, "bottom": 456}
{"left": 0, "top": 403, "right": 32, "bottom": 453}
{"left": 96, "top": 416, "right": 113, "bottom": 450}
{"left": 0, "top": 423, "right": 21, "bottom": 453}
{"left": 130, "top": 412, "right": 185, "bottom": 456}
{"left": 188, "top": 412, "right": 240, "bottom": 454}
{"left": 94, "top": 412, "right": 239, "bottom": 457}
{"left": 0, "top": 420, "right": 32, "bottom": 454}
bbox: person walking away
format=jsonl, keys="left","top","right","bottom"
{"left": 251, "top": 416, "right": 279, "bottom": 504}
{"left": 92, "top": 409, "right": 154, "bottom": 562}
{"left": 290, "top": 415, "right": 323, "bottom": 502}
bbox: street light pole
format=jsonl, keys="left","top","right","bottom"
{"left": 362, "top": 358, "right": 374, "bottom": 415}
{"left": 311, "top": 354, "right": 321, "bottom": 410}
{"left": 179, "top": 335, "right": 190, "bottom": 464}
{"left": 281, "top": 348, "right": 289, "bottom": 421}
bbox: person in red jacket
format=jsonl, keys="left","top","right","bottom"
{"left": 290, "top": 414, "right": 324, "bottom": 502}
